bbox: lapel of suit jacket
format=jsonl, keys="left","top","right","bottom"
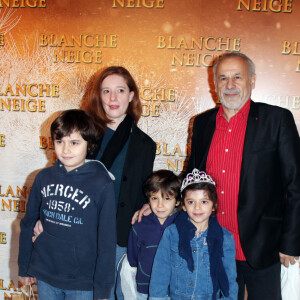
{"left": 200, "top": 110, "right": 218, "bottom": 171}
{"left": 239, "top": 100, "right": 259, "bottom": 190}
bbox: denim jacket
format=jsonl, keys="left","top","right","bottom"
{"left": 149, "top": 223, "right": 238, "bottom": 300}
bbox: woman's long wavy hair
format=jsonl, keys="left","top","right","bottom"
{"left": 83, "top": 66, "right": 142, "bottom": 136}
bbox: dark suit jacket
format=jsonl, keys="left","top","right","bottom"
{"left": 89, "top": 124, "right": 156, "bottom": 247}
{"left": 187, "top": 101, "right": 300, "bottom": 269}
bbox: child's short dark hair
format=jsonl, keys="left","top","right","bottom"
{"left": 51, "top": 109, "right": 98, "bottom": 155}
{"left": 143, "top": 170, "right": 181, "bottom": 202}
{"left": 181, "top": 182, "right": 218, "bottom": 210}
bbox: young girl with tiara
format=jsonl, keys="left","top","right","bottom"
{"left": 149, "top": 169, "right": 238, "bottom": 300}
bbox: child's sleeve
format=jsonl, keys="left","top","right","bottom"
{"left": 18, "top": 175, "right": 42, "bottom": 277}
{"left": 221, "top": 230, "right": 238, "bottom": 300}
{"left": 148, "top": 227, "right": 171, "bottom": 300}
{"left": 127, "top": 224, "right": 139, "bottom": 268}
{"left": 93, "top": 181, "right": 117, "bottom": 299}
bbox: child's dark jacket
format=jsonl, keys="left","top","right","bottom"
{"left": 127, "top": 212, "right": 178, "bottom": 294}
{"left": 18, "top": 160, "right": 116, "bottom": 299}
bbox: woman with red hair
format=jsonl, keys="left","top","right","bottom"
{"left": 85, "top": 66, "right": 156, "bottom": 300}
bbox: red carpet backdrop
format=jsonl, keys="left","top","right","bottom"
{"left": 0, "top": 0, "right": 299, "bottom": 298}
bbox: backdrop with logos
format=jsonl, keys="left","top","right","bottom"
{"left": 0, "top": 0, "right": 299, "bottom": 298}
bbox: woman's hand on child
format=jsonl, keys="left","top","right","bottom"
{"left": 18, "top": 276, "right": 36, "bottom": 286}
{"left": 131, "top": 204, "right": 151, "bottom": 224}
{"left": 32, "top": 220, "right": 43, "bottom": 242}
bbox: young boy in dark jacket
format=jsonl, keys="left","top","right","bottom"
{"left": 18, "top": 109, "right": 116, "bottom": 300}
{"left": 127, "top": 170, "right": 181, "bottom": 299}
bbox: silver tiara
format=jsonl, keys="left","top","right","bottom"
{"left": 181, "top": 169, "right": 215, "bottom": 192}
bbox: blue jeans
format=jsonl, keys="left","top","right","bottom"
{"left": 37, "top": 280, "right": 93, "bottom": 300}
{"left": 107, "top": 244, "right": 127, "bottom": 300}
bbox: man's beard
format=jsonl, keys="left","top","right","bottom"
{"left": 219, "top": 89, "right": 251, "bottom": 110}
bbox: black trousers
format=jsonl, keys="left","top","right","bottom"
{"left": 236, "top": 260, "right": 281, "bottom": 300}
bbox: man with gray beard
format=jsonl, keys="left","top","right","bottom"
{"left": 187, "top": 52, "right": 300, "bottom": 300}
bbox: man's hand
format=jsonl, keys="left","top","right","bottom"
{"left": 131, "top": 204, "right": 151, "bottom": 224}
{"left": 18, "top": 276, "right": 36, "bottom": 286}
{"left": 279, "top": 252, "right": 299, "bottom": 267}
{"left": 32, "top": 220, "right": 43, "bottom": 242}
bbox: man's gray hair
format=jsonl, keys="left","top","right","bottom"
{"left": 213, "top": 52, "right": 256, "bottom": 82}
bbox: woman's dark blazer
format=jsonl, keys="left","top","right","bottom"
{"left": 89, "top": 123, "right": 156, "bottom": 247}
{"left": 187, "top": 101, "right": 300, "bottom": 269}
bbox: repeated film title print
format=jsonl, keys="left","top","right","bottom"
{"left": 0, "top": 279, "right": 32, "bottom": 299}
{"left": 111, "top": 0, "right": 295, "bottom": 12}
{"left": 39, "top": 137, "right": 191, "bottom": 172}
{"left": 157, "top": 36, "right": 241, "bottom": 67}
{"left": 282, "top": 41, "right": 300, "bottom": 73}
{"left": 0, "top": 182, "right": 27, "bottom": 300}
{"left": 238, "top": 1, "right": 299, "bottom": 74}
{"left": 40, "top": 34, "right": 118, "bottom": 64}
{"left": 157, "top": 0, "right": 294, "bottom": 68}
{"left": 255, "top": 94, "right": 300, "bottom": 110}
{"left": 0, "top": 232, "right": 6, "bottom": 244}
{"left": 0, "top": 84, "right": 59, "bottom": 112}
{"left": 112, "top": 0, "right": 164, "bottom": 8}
{"left": 39, "top": 139, "right": 191, "bottom": 172}
{"left": 141, "top": 88, "right": 176, "bottom": 117}
{"left": 0, "top": 184, "right": 30, "bottom": 213}
{"left": 0, "top": 0, "right": 46, "bottom": 8}
{"left": 236, "top": 0, "right": 300, "bottom": 107}
{"left": 39, "top": 136, "right": 57, "bottom": 164}
{"left": 156, "top": 142, "right": 191, "bottom": 172}
{"left": 0, "top": 1, "right": 298, "bottom": 299}
{"left": 0, "top": 135, "right": 4, "bottom": 147}
{"left": 237, "top": 0, "right": 293, "bottom": 12}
